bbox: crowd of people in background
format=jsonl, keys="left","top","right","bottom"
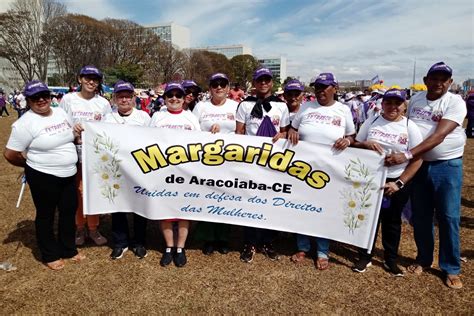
{"left": 2, "top": 61, "right": 471, "bottom": 290}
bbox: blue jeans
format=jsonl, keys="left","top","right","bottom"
{"left": 411, "top": 158, "right": 462, "bottom": 275}
{"left": 296, "top": 235, "right": 329, "bottom": 259}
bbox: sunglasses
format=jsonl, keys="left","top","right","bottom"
{"left": 210, "top": 81, "right": 228, "bottom": 89}
{"left": 165, "top": 92, "right": 184, "bottom": 99}
{"left": 185, "top": 88, "right": 199, "bottom": 96}
{"left": 285, "top": 90, "right": 303, "bottom": 98}
{"left": 29, "top": 92, "right": 51, "bottom": 101}
{"left": 255, "top": 76, "right": 272, "bottom": 83}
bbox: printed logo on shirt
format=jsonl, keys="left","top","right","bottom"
{"left": 44, "top": 119, "right": 72, "bottom": 136}
{"left": 160, "top": 124, "right": 193, "bottom": 130}
{"left": 201, "top": 113, "right": 235, "bottom": 121}
{"left": 369, "top": 129, "right": 407, "bottom": 145}
{"left": 306, "top": 112, "right": 343, "bottom": 127}
{"left": 271, "top": 115, "right": 281, "bottom": 127}
{"left": 72, "top": 111, "right": 102, "bottom": 121}
{"left": 411, "top": 108, "right": 443, "bottom": 123}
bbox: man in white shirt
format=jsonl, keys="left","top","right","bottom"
{"left": 235, "top": 67, "right": 290, "bottom": 263}
{"left": 386, "top": 62, "right": 466, "bottom": 289}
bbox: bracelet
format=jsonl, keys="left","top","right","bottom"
{"left": 344, "top": 138, "right": 351, "bottom": 146}
{"left": 404, "top": 150, "right": 413, "bottom": 160}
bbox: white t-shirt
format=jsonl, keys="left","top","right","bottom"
{"left": 59, "top": 92, "right": 111, "bottom": 125}
{"left": 103, "top": 108, "right": 151, "bottom": 126}
{"left": 6, "top": 107, "right": 77, "bottom": 177}
{"left": 192, "top": 98, "right": 238, "bottom": 134}
{"left": 149, "top": 110, "right": 201, "bottom": 131}
{"left": 407, "top": 91, "right": 466, "bottom": 161}
{"left": 291, "top": 101, "right": 356, "bottom": 146}
{"left": 356, "top": 116, "right": 423, "bottom": 178}
{"left": 236, "top": 100, "right": 290, "bottom": 136}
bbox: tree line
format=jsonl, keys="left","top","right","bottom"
{"left": 0, "top": 0, "right": 262, "bottom": 89}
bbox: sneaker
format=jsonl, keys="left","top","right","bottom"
{"left": 216, "top": 241, "right": 229, "bottom": 255}
{"left": 260, "top": 244, "right": 280, "bottom": 261}
{"left": 240, "top": 244, "right": 256, "bottom": 263}
{"left": 202, "top": 242, "right": 214, "bottom": 255}
{"left": 352, "top": 258, "right": 372, "bottom": 273}
{"left": 384, "top": 261, "right": 404, "bottom": 277}
{"left": 160, "top": 247, "right": 174, "bottom": 267}
{"left": 88, "top": 230, "right": 108, "bottom": 246}
{"left": 75, "top": 228, "right": 86, "bottom": 246}
{"left": 132, "top": 245, "right": 148, "bottom": 259}
{"left": 110, "top": 247, "right": 128, "bottom": 260}
{"left": 174, "top": 248, "right": 187, "bottom": 267}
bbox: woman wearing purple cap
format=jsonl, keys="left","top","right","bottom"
{"left": 149, "top": 82, "right": 201, "bottom": 267}
{"left": 288, "top": 73, "right": 355, "bottom": 270}
{"left": 352, "top": 89, "right": 423, "bottom": 276}
{"left": 182, "top": 80, "right": 202, "bottom": 111}
{"left": 4, "top": 80, "right": 85, "bottom": 270}
{"left": 103, "top": 80, "right": 150, "bottom": 260}
{"left": 192, "top": 73, "right": 238, "bottom": 255}
{"left": 60, "top": 65, "right": 111, "bottom": 247}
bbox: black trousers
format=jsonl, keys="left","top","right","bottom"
{"left": 359, "top": 178, "right": 411, "bottom": 263}
{"left": 25, "top": 165, "right": 78, "bottom": 263}
{"left": 0, "top": 106, "right": 9, "bottom": 116}
{"left": 111, "top": 213, "right": 147, "bottom": 248}
{"left": 243, "top": 227, "right": 277, "bottom": 247}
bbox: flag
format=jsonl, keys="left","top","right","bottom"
{"left": 371, "top": 75, "right": 380, "bottom": 84}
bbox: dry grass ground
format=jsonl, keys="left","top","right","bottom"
{"left": 0, "top": 112, "right": 472, "bottom": 314}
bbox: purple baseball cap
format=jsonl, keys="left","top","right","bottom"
{"left": 164, "top": 82, "right": 185, "bottom": 95}
{"left": 79, "top": 65, "right": 103, "bottom": 78}
{"left": 312, "top": 73, "right": 338, "bottom": 86}
{"left": 284, "top": 79, "right": 304, "bottom": 92}
{"left": 114, "top": 80, "right": 134, "bottom": 93}
{"left": 23, "top": 80, "right": 50, "bottom": 97}
{"left": 427, "top": 62, "right": 452, "bottom": 77}
{"left": 253, "top": 68, "right": 273, "bottom": 80}
{"left": 382, "top": 89, "right": 407, "bottom": 102}
{"left": 209, "top": 73, "right": 229, "bottom": 83}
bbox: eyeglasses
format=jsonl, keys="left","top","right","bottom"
{"left": 165, "top": 92, "right": 184, "bottom": 99}
{"left": 185, "top": 89, "right": 199, "bottom": 96}
{"left": 210, "top": 81, "right": 228, "bottom": 89}
{"left": 29, "top": 92, "right": 51, "bottom": 102}
{"left": 255, "top": 76, "right": 272, "bottom": 83}
{"left": 81, "top": 76, "right": 100, "bottom": 84}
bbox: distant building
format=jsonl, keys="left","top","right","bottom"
{"left": 193, "top": 44, "right": 252, "bottom": 59}
{"left": 462, "top": 78, "right": 474, "bottom": 93}
{"left": 258, "top": 56, "right": 287, "bottom": 84}
{"left": 339, "top": 79, "right": 372, "bottom": 90}
{"left": 0, "top": 58, "right": 24, "bottom": 92}
{"left": 144, "top": 22, "right": 190, "bottom": 49}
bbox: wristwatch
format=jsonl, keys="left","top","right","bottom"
{"left": 395, "top": 179, "right": 405, "bottom": 189}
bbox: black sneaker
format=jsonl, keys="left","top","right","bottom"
{"left": 202, "top": 242, "right": 214, "bottom": 255}
{"left": 352, "top": 258, "right": 372, "bottom": 273}
{"left": 240, "top": 244, "right": 256, "bottom": 263}
{"left": 216, "top": 241, "right": 229, "bottom": 255}
{"left": 174, "top": 248, "right": 187, "bottom": 267}
{"left": 384, "top": 261, "right": 404, "bottom": 277}
{"left": 260, "top": 244, "right": 280, "bottom": 261}
{"left": 160, "top": 247, "right": 174, "bottom": 267}
{"left": 132, "top": 245, "right": 148, "bottom": 259}
{"left": 110, "top": 247, "right": 128, "bottom": 260}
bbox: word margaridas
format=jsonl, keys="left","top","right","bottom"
{"left": 131, "top": 140, "right": 330, "bottom": 189}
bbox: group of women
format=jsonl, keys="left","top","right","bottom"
{"left": 4, "top": 65, "right": 421, "bottom": 275}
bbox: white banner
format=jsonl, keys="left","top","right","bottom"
{"left": 83, "top": 122, "right": 387, "bottom": 250}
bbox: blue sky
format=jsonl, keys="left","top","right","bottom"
{"left": 1, "top": 0, "right": 473, "bottom": 88}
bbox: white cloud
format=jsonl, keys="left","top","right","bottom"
{"left": 62, "top": 0, "right": 130, "bottom": 19}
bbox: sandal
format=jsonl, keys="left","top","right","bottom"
{"left": 445, "top": 274, "right": 462, "bottom": 289}
{"left": 70, "top": 252, "right": 86, "bottom": 263}
{"left": 45, "top": 259, "right": 65, "bottom": 270}
{"left": 407, "top": 264, "right": 429, "bottom": 275}
{"left": 290, "top": 251, "right": 306, "bottom": 263}
{"left": 315, "top": 257, "right": 329, "bottom": 270}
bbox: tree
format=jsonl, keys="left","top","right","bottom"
{"left": 0, "top": 0, "right": 66, "bottom": 83}
{"left": 47, "top": 14, "right": 109, "bottom": 84}
{"left": 104, "top": 62, "right": 144, "bottom": 86}
{"left": 229, "top": 54, "right": 259, "bottom": 88}
{"left": 183, "top": 50, "right": 232, "bottom": 88}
